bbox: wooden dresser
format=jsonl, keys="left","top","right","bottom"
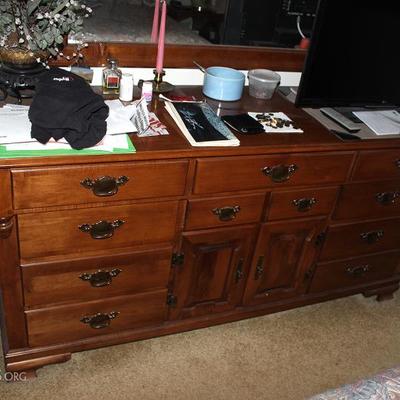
{"left": 1, "top": 88, "right": 400, "bottom": 376}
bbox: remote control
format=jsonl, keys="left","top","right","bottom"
{"left": 320, "top": 107, "right": 362, "bottom": 132}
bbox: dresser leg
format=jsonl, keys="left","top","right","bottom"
{"left": 5, "top": 352, "right": 71, "bottom": 379}
{"left": 363, "top": 283, "right": 399, "bottom": 302}
{"left": 1, "top": 369, "right": 37, "bottom": 382}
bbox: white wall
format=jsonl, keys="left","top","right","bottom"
{"left": 90, "top": 67, "right": 301, "bottom": 87}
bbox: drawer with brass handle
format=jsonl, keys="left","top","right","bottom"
{"left": 334, "top": 180, "right": 400, "bottom": 220}
{"left": 309, "top": 252, "right": 400, "bottom": 294}
{"left": 185, "top": 193, "right": 266, "bottom": 230}
{"left": 319, "top": 219, "right": 400, "bottom": 261}
{"left": 22, "top": 247, "right": 172, "bottom": 307}
{"left": 193, "top": 152, "right": 354, "bottom": 194}
{"left": 267, "top": 187, "right": 338, "bottom": 220}
{"left": 352, "top": 150, "right": 400, "bottom": 182}
{"left": 12, "top": 160, "right": 188, "bottom": 209}
{"left": 25, "top": 289, "right": 168, "bottom": 347}
{"left": 18, "top": 201, "right": 180, "bottom": 260}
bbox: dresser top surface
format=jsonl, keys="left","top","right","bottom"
{"left": 1, "top": 86, "right": 400, "bottom": 168}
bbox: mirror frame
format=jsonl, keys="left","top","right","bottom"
{"left": 53, "top": 42, "right": 306, "bottom": 71}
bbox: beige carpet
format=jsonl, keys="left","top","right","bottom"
{"left": 1, "top": 293, "right": 400, "bottom": 400}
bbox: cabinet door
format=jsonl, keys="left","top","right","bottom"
{"left": 169, "top": 226, "right": 256, "bottom": 320}
{"left": 243, "top": 218, "right": 325, "bottom": 305}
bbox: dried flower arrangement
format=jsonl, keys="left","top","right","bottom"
{"left": 0, "top": 0, "right": 92, "bottom": 65}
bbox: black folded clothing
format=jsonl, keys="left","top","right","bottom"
{"left": 29, "top": 68, "right": 109, "bottom": 150}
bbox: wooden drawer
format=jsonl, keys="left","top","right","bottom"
{"left": 18, "top": 201, "right": 180, "bottom": 260}
{"left": 352, "top": 150, "right": 400, "bottom": 181}
{"left": 320, "top": 219, "right": 400, "bottom": 261}
{"left": 22, "top": 247, "right": 172, "bottom": 307}
{"left": 267, "top": 186, "right": 338, "bottom": 220}
{"left": 334, "top": 181, "right": 400, "bottom": 220}
{"left": 12, "top": 160, "right": 188, "bottom": 209}
{"left": 185, "top": 193, "right": 266, "bottom": 230}
{"left": 26, "top": 290, "right": 167, "bottom": 347}
{"left": 193, "top": 152, "right": 354, "bottom": 194}
{"left": 309, "top": 252, "right": 400, "bottom": 294}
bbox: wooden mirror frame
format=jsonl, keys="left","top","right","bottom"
{"left": 53, "top": 42, "right": 306, "bottom": 71}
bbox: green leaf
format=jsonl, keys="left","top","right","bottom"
{"left": 27, "top": 0, "right": 42, "bottom": 16}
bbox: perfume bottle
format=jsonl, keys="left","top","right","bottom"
{"left": 102, "top": 59, "right": 122, "bottom": 95}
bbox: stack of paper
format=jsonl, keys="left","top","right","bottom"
{"left": 353, "top": 110, "right": 400, "bottom": 135}
{"left": 0, "top": 102, "right": 135, "bottom": 155}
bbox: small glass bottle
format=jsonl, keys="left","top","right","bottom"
{"left": 102, "top": 59, "right": 122, "bottom": 95}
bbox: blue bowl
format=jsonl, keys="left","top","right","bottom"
{"left": 202, "top": 67, "right": 245, "bottom": 101}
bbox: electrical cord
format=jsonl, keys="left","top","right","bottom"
{"left": 296, "top": 15, "right": 306, "bottom": 39}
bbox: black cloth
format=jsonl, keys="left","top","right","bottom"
{"left": 29, "top": 68, "right": 108, "bottom": 150}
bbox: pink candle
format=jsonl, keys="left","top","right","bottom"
{"left": 150, "top": 0, "right": 160, "bottom": 43}
{"left": 155, "top": 0, "right": 167, "bottom": 74}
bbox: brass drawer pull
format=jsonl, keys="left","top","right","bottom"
{"left": 235, "top": 258, "right": 244, "bottom": 283}
{"left": 292, "top": 197, "right": 317, "bottom": 212}
{"left": 80, "top": 311, "right": 119, "bottom": 329}
{"left": 262, "top": 164, "right": 298, "bottom": 183}
{"left": 79, "top": 219, "right": 125, "bottom": 239}
{"left": 80, "top": 175, "right": 129, "bottom": 197}
{"left": 360, "top": 230, "right": 384, "bottom": 244}
{"left": 376, "top": 191, "right": 400, "bottom": 205}
{"left": 79, "top": 268, "right": 122, "bottom": 287}
{"left": 254, "top": 256, "right": 265, "bottom": 280}
{"left": 0, "top": 216, "right": 14, "bottom": 239}
{"left": 346, "top": 264, "right": 370, "bottom": 277}
{"left": 212, "top": 205, "right": 241, "bottom": 221}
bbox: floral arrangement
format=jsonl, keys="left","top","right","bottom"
{"left": 0, "top": 0, "right": 92, "bottom": 64}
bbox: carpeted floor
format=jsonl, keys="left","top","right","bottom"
{"left": 1, "top": 293, "right": 400, "bottom": 400}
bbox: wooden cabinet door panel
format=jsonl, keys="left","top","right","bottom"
{"left": 170, "top": 226, "right": 256, "bottom": 319}
{"left": 243, "top": 218, "right": 325, "bottom": 305}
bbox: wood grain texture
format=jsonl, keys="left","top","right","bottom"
{"left": 267, "top": 186, "right": 338, "bottom": 220}
{"left": 18, "top": 201, "right": 180, "bottom": 259}
{"left": 185, "top": 193, "right": 267, "bottom": 230}
{"left": 50, "top": 43, "right": 307, "bottom": 71}
{"left": 0, "top": 170, "right": 12, "bottom": 215}
{"left": 243, "top": 218, "right": 326, "bottom": 305}
{"left": 170, "top": 225, "right": 256, "bottom": 320}
{"left": 320, "top": 219, "right": 400, "bottom": 261}
{"left": 12, "top": 160, "right": 188, "bottom": 209}
{"left": 334, "top": 180, "right": 400, "bottom": 220}
{"left": 0, "top": 216, "right": 28, "bottom": 350}
{"left": 22, "top": 247, "right": 172, "bottom": 307}
{"left": 193, "top": 152, "right": 354, "bottom": 194}
{"left": 310, "top": 251, "right": 400, "bottom": 293}
{"left": 2, "top": 86, "right": 400, "bottom": 375}
{"left": 26, "top": 290, "right": 168, "bottom": 347}
{"left": 352, "top": 150, "right": 400, "bottom": 182}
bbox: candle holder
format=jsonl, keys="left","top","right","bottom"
{"left": 153, "top": 69, "right": 175, "bottom": 94}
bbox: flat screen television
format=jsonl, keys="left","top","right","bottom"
{"left": 295, "top": 0, "right": 400, "bottom": 108}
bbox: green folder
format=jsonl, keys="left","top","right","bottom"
{"left": 0, "top": 135, "right": 136, "bottom": 159}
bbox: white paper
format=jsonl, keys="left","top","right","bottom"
{"left": 353, "top": 110, "right": 400, "bottom": 135}
{"left": 0, "top": 110, "right": 35, "bottom": 144}
{"left": 6, "top": 132, "right": 131, "bottom": 152}
{"left": 105, "top": 99, "right": 137, "bottom": 135}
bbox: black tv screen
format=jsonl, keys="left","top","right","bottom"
{"left": 295, "top": 0, "right": 400, "bottom": 108}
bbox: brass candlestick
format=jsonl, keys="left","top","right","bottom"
{"left": 153, "top": 69, "right": 175, "bottom": 93}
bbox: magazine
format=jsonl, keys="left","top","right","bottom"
{"left": 164, "top": 101, "right": 240, "bottom": 147}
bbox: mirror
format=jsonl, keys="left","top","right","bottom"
{"left": 62, "top": 0, "right": 311, "bottom": 70}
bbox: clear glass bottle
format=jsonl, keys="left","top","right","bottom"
{"left": 102, "top": 59, "right": 122, "bottom": 95}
